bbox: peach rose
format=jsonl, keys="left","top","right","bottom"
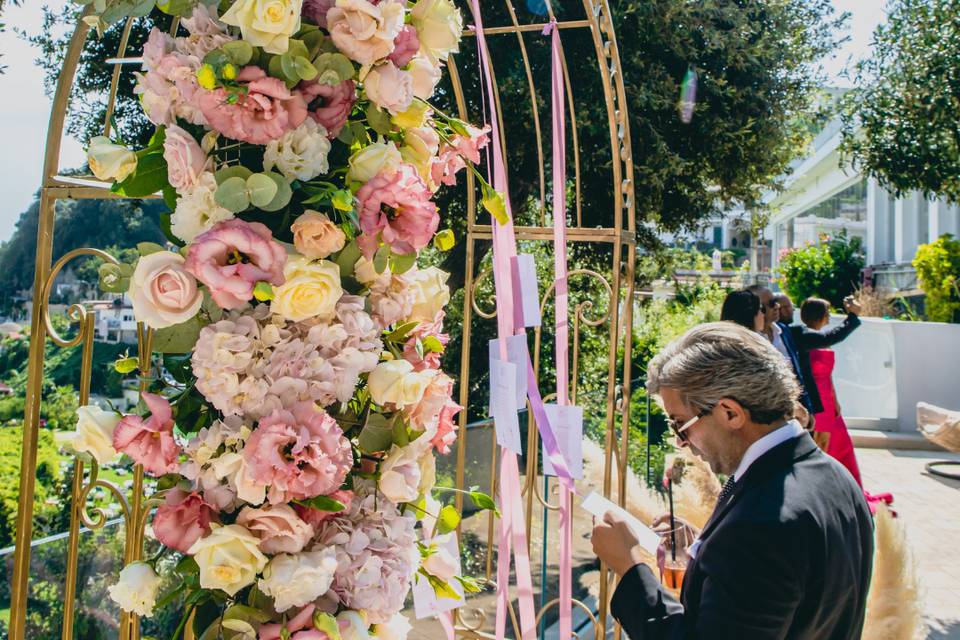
{"left": 364, "top": 62, "right": 413, "bottom": 115}
{"left": 129, "top": 251, "right": 204, "bottom": 330}
{"left": 327, "top": 0, "right": 405, "bottom": 65}
{"left": 236, "top": 503, "right": 315, "bottom": 554}
{"left": 291, "top": 210, "right": 347, "bottom": 259}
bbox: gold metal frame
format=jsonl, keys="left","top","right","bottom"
{"left": 10, "top": 1, "right": 637, "bottom": 638}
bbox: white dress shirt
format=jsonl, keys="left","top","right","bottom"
{"left": 770, "top": 322, "right": 790, "bottom": 361}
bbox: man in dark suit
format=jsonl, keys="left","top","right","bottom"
{"left": 591, "top": 323, "right": 873, "bottom": 639}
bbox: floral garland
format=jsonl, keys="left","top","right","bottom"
{"left": 71, "top": 0, "right": 504, "bottom": 637}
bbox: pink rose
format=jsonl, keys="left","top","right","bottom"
{"left": 291, "top": 210, "right": 347, "bottom": 259}
{"left": 112, "top": 393, "right": 180, "bottom": 476}
{"left": 163, "top": 124, "right": 209, "bottom": 193}
{"left": 356, "top": 164, "right": 439, "bottom": 258}
{"left": 363, "top": 62, "right": 413, "bottom": 115}
{"left": 302, "top": 0, "right": 336, "bottom": 27}
{"left": 243, "top": 402, "right": 353, "bottom": 505}
{"left": 293, "top": 489, "right": 353, "bottom": 528}
{"left": 388, "top": 25, "right": 420, "bottom": 67}
{"left": 429, "top": 401, "right": 460, "bottom": 455}
{"left": 327, "top": 0, "right": 404, "bottom": 65}
{"left": 199, "top": 67, "right": 308, "bottom": 145}
{"left": 402, "top": 311, "right": 449, "bottom": 371}
{"left": 405, "top": 372, "right": 454, "bottom": 431}
{"left": 236, "top": 503, "right": 315, "bottom": 554}
{"left": 300, "top": 79, "right": 356, "bottom": 138}
{"left": 128, "top": 251, "right": 203, "bottom": 330}
{"left": 184, "top": 219, "right": 287, "bottom": 310}
{"left": 152, "top": 489, "right": 216, "bottom": 553}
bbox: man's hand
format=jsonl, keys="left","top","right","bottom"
{"left": 651, "top": 514, "right": 700, "bottom": 558}
{"left": 843, "top": 296, "right": 862, "bottom": 315}
{"left": 591, "top": 511, "right": 647, "bottom": 577}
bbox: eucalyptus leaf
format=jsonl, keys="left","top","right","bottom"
{"left": 389, "top": 251, "right": 417, "bottom": 274}
{"left": 312, "top": 52, "right": 355, "bottom": 85}
{"left": 215, "top": 165, "right": 253, "bottom": 183}
{"left": 215, "top": 176, "right": 251, "bottom": 212}
{"left": 301, "top": 30, "right": 325, "bottom": 58}
{"left": 334, "top": 240, "right": 361, "bottom": 277}
{"left": 286, "top": 38, "right": 310, "bottom": 60}
{"left": 246, "top": 173, "right": 279, "bottom": 208}
{"left": 366, "top": 104, "right": 393, "bottom": 135}
{"left": 221, "top": 40, "right": 254, "bottom": 66}
{"left": 279, "top": 53, "right": 299, "bottom": 81}
{"left": 373, "top": 243, "right": 390, "bottom": 274}
{"left": 258, "top": 172, "right": 293, "bottom": 212}
{"left": 294, "top": 56, "right": 318, "bottom": 81}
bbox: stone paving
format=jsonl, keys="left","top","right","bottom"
{"left": 858, "top": 447, "right": 960, "bottom": 639}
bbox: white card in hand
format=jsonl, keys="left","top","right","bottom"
{"left": 541, "top": 404, "right": 583, "bottom": 480}
{"left": 489, "top": 357, "right": 522, "bottom": 454}
{"left": 580, "top": 491, "right": 661, "bottom": 556}
{"left": 488, "top": 335, "right": 528, "bottom": 408}
{"left": 514, "top": 254, "right": 541, "bottom": 328}
{"left": 412, "top": 533, "right": 465, "bottom": 619}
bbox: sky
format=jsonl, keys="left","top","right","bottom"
{"left": 0, "top": 0, "right": 888, "bottom": 242}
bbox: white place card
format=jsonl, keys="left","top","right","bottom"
{"left": 580, "top": 491, "right": 661, "bottom": 556}
{"left": 489, "top": 357, "right": 522, "bottom": 454}
{"left": 488, "top": 335, "right": 529, "bottom": 408}
{"left": 514, "top": 254, "right": 541, "bottom": 328}
{"left": 412, "top": 533, "right": 466, "bottom": 619}
{"left": 541, "top": 404, "right": 584, "bottom": 480}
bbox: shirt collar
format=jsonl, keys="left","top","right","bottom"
{"left": 732, "top": 419, "right": 805, "bottom": 482}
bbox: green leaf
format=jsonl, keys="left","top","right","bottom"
{"left": 337, "top": 123, "right": 355, "bottom": 145}
{"left": 358, "top": 413, "right": 394, "bottom": 452}
{"left": 312, "top": 52, "right": 355, "bottom": 85}
{"left": 162, "top": 184, "right": 179, "bottom": 210}
{"left": 114, "top": 356, "right": 139, "bottom": 374}
{"left": 433, "top": 229, "right": 456, "bottom": 251}
{"left": 302, "top": 30, "right": 326, "bottom": 58}
{"left": 455, "top": 575, "right": 483, "bottom": 594}
{"left": 279, "top": 53, "right": 299, "bottom": 81}
{"left": 437, "top": 504, "right": 461, "bottom": 535}
{"left": 215, "top": 176, "right": 251, "bottom": 212}
{"left": 331, "top": 189, "right": 354, "bottom": 211}
{"left": 258, "top": 172, "right": 293, "bottom": 212}
{"left": 386, "top": 320, "right": 418, "bottom": 343}
{"left": 334, "top": 239, "right": 361, "bottom": 277}
{"left": 137, "top": 242, "right": 165, "bottom": 256}
{"left": 422, "top": 335, "right": 445, "bottom": 353}
{"left": 421, "top": 569, "right": 460, "bottom": 600}
{"left": 373, "top": 243, "right": 390, "bottom": 274}
{"left": 294, "top": 56, "right": 318, "bottom": 81}
{"left": 388, "top": 251, "right": 417, "bottom": 274}
{"left": 392, "top": 419, "right": 409, "bottom": 447}
{"left": 246, "top": 173, "right": 279, "bottom": 208}
{"left": 153, "top": 316, "right": 204, "bottom": 354}
{"left": 156, "top": 0, "right": 195, "bottom": 16}
{"left": 221, "top": 40, "right": 254, "bottom": 66}
{"left": 98, "top": 263, "right": 126, "bottom": 293}
{"left": 253, "top": 282, "right": 274, "bottom": 302}
{"left": 312, "top": 612, "right": 342, "bottom": 640}
{"left": 215, "top": 165, "right": 254, "bottom": 184}
{"left": 287, "top": 39, "right": 310, "bottom": 60}
{"left": 469, "top": 490, "right": 499, "bottom": 515}
{"left": 366, "top": 104, "right": 393, "bottom": 135}
{"left": 296, "top": 495, "right": 347, "bottom": 512}
{"left": 113, "top": 151, "right": 169, "bottom": 197}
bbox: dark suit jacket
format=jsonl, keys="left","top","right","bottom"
{"left": 787, "top": 314, "right": 862, "bottom": 414}
{"left": 776, "top": 324, "right": 814, "bottom": 414}
{"left": 611, "top": 434, "right": 874, "bottom": 640}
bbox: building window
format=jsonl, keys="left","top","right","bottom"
{"left": 803, "top": 179, "right": 867, "bottom": 222}
{"left": 712, "top": 226, "right": 722, "bottom": 246}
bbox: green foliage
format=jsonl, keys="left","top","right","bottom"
{"left": 841, "top": 0, "right": 960, "bottom": 202}
{"left": 913, "top": 234, "right": 960, "bottom": 322}
{"left": 777, "top": 232, "right": 865, "bottom": 307}
{"left": 0, "top": 426, "right": 61, "bottom": 548}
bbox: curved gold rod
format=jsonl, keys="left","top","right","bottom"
{"left": 535, "top": 596, "right": 602, "bottom": 636}
{"left": 103, "top": 18, "right": 135, "bottom": 138}
{"left": 470, "top": 268, "right": 498, "bottom": 319}
{"left": 43, "top": 247, "right": 119, "bottom": 347}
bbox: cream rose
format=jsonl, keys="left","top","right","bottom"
{"left": 107, "top": 562, "right": 162, "bottom": 617}
{"left": 72, "top": 405, "right": 121, "bottom": 465}
{"left": 220, "top": 0, "right": 302, "bottom": 54}
{"left": 291, "top": 210, "right": 347, "bottom": 259}
{"left": 379, "top": 439, "right": 432, "bottom": 504}
{"left": 347, "top": 140, "right": 402, "bottom": 184}
{"left": 406, "top": 266, "right": 450, "bottom": 322}
{"left": 271, "top": 256, "right": 344, "bottom": 322}
{"left": 257, "top": 548, "right": 338, "bottom": 612}
{"left": 422, "top": 537, "right": 458, "bottom": 582}
{"left": 327, "top": 0, "right": 405, "bottom": 65}
{"left": 408, "top": 54, "right": 442, "bottom": 100}
{"left": 400, "top": 127, "right": 440, "bottom": 185}
{"left": 368, "top": 359, "right": 436, "bottom": 408}
{"left": 210, "top": 451, "right": 268, "bottom": 506}
{"left": 187, "top": 523, "right": 268, "bottom": 596}
{"left": 364, "top": 62, "right": 414, "bottom": 115}
{"left": 129, "top": 251, "right": 204, "bottom": 329}
{"left": 410, "top": 0, "right": 462, "bottom": 62}
{"left": 87, "top": 136, "right": 138, "bottom": 182}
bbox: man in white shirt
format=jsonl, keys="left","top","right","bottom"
{"left": 591, "top": 322, "right": 873, "bottom": 639}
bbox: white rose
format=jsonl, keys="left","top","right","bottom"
{"left": 170, "top": 172, "right": 234, "bottom": 243}
{"left": 107, "top": 562, "right": 162, "bottom": 617}
{"left": 87, "top": 136, "right": 137, "bottom": 182}
{"left": 347, "top": 140, "right": 402, "bottom": 184}
{"left": 408, "top": 54, "right": 442, "bottom": 100}
{"left": 367, "top": 359, "right": 436, "bottom": 408}
{"left": 188, "top": 524, "right": 268, "bottom": 596}
{"left": 379, "top": 437, "right": 433, "bottom": 504}
{"left": 257, "top": 548, "right": 338, "bottom": 612}
{"left": 72, "top": 405, "right": 121, "bottom": 464}
{"left": 210, "top": 451, "right": 267, "bottom": 506}
{"left": 406, "top": 266, "right": 450, "bottom": 322}
{"left": 410, "top": 0, "right": 462, "bottom": 62}
{"left": 129, "top": 251, "right": 204, "bottom": 329}
{"left": 220, "top": 0, "right": 302, "bottom": 54}
{"left": 364, "top": 62, "right": 414, "bottom": 115}
{"left": 421, "top": 537, "right": 458, "bottom": 582}
{"left": 263, "top": 119, "right": 332, "bottom": 182}
{"left": 373, "top": 613, "right": 412, "bottom": 640}
{"left": 339, "top": 611, "right": 371, "bottom": 640}
{"left": 271, "top": 256, "right": 344, "bottom": 322}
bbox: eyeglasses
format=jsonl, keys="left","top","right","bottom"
{"left": 667, "top": 408, "right": 712, "bottom": 446}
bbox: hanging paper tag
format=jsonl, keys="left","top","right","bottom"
{"left": 488, "top": 336, "right": 528, "bottom": 408}
{"left": 513, "top": 254, "right": 541, "bottom": 328}
{"left": 490, "top": 357, "right": 522, "bottom": 453}
{"left": 541, "top": 404, "right": 584, "bottom": 479}
{"left": 412, "top": 533, "right": 466, "bottom": 618}
{"left": 580, "top": 492, "right": 661, "bottom": 555}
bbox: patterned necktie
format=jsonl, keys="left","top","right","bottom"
{"left": 717, "top": 475, "right": 736, "bottom": 507}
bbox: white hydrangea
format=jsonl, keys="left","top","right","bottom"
{"left": 263, "top": 119, "right": 332, "bottom": 182}
{"left": 170, "top": 171, "right": 234, "bottom": 242}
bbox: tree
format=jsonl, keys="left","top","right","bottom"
{"left": 841, "top": 0, "right": 960, "bottom": 202}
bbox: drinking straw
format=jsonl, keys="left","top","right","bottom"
{"left": 668, "top": 478, "right": 677, "bottom": 561}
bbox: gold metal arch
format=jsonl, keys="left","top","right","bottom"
{"left": 9, "top": 1, "right": 639, "bottom": 639}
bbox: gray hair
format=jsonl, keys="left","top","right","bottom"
{"left": 646, "top": 322, "right": 799, "bottom": 424}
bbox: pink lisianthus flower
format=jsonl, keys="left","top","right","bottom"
{"left": 112, "top": 392, "right": 180, "bottom": 476}
{"left": 293, "top": 489, "right": 354, "bottom": 528}
{"left": 302, "top": 0, "right": 336, "bottom": 27}
{"left": 152, "top": 488, "right": 217, "bottom": 553}
{"left": 430, "top": 401, "right": 460, "bottom": 455}
{"left": 356, "top": 164, "right": 439, "bottom": 259}
{"left": 242, "top": 402, "right": 353, "bottom": 505}
{"left": 431, "top": 144, "right": 466, "bottom": 187}
{"left": 300, "top": 79, "right": 356, "bottom": 139}
{"left": 402, "top": 311, "right": 449, "bottom": 371}
{"left": 198, "top": 67, "right": 308, "bottom": 145}
{"left": 184, "top": 219, "right": 287, "bottom": 310}
{"left": 453, "top": 123, "right": 491, "bottom": 164}
{"left": 388, "top": 25, "right": 420, "bottom": 68}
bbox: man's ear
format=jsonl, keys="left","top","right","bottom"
{"left": 715, "top": 397, "right": 749, "bottom": 430}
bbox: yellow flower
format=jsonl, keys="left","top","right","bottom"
{"left": 347, "top": 140, "right": 402, "bottom": 184}
{"left": 220, "top": 0, "right": 303, "bottom": 55}
{"left": 391, "top": 101, "right": 430, "bottom": 130}
{"left": 87, "top": 136, "right": 137, "bottom": 182}
{"left": 270, "top": 255, "right": 344, "bottom": 322}
{"left": 187, "top": 524, "right": 267, "bottom": 596}
{"left": 367, "top": 359, "right": 436, "bottom": 408}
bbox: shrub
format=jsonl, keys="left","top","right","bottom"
{"left": 0, "top": 426, "right": 61, "bottom": 548}
{"left": 778, "top": 231, "right": 865, "bottom": 307}
{"left": 913, "top": 234, "right": 960, "bottom": 323}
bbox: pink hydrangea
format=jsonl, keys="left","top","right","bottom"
{"left": 388, "top": 25, "right": 420, "bottom": 68}
{"left": 242, "top": 402, "right": 354, "bottom": 505}
{"left": 198, "top": 67, "right": 308, "bottom": 145}
{"left": 184, "top": 219, "right": 287, "bottom": 310}
{"left": 177, "top": 3, "right": 233, "bottom": 59}
{"left": 316, "top": 490, "right": 419, "bottom": 623}
{"left": 135, "top": 29, "right": 206, "bottom": 126}
{"left": 402, "top": 311, "right": 449, "bottom": 371}
{"left": 356, "top": 164, "right": 439, "bottom": 259}
{"left": 152, "top": 489, "right": 217, "bottom": 553}
{"left": 294, "top": 489, "right": 354, "bottom": 528}
{"left": 112, "top": 392, "right": 180, "bottom": 476}
{"left": 300, "top": 79, "right": 356, "bottom": 139}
